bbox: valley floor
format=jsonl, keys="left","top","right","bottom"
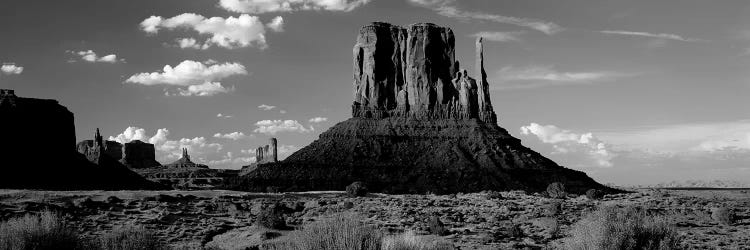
{"left": 0, "top": 188, "right": 748, "bottom": 249}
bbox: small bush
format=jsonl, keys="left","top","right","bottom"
{"left": 427, "top": 215, "right": 449, "bottom": 236}
{"left": 484, "top": 191, "right": 503, "bottom": 200}
{"left": 381, "top": 231, "right": 454, "bottom": 250}
{"left": 564, "top": 206, "right": 681, "bottom": 250}
{"left": 97, "top": 225, "right": 165, "bottom": 250}
{"left": 543, "top": 200, "right": 562, "bottom": 217}
{"left": 505, "top": 223, "right": 524, "bottom": 238}
{"left": 711, "top": 207, "right": 736, "bottom": 226}
{"left": 546, "top": 182, "right": 567, "bottom": 199}
{"left": 263, "top": 214, "right": 382, "bottom": 250}
{"left": 0, "top": 211, "right": 81, "bottom": 250}
{"left": 256, "top": 204, "right": 287, "bottom": 230}
{"left": 585, "top": 189, "right": 604, "bottom": 200}
{"left": 346, "top": 182, "right": 368, "bottom": 197}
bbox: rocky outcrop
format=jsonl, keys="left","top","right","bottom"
{"left": 227, "top": 23, "right": 613, "bottom": 194}
{"left": 351, "top": 22, "right": 495, "bottom": 123}
{"left": 120, "top": 140, "right": 162, "bottom": 169}
{"left": 164, "top": 148, "right": 208, "bottom": 169}
{"left": 77, "top": 128, "right": 123, "bottom": 162}
{"left": 0, "top": 89, "right": 163, "bottom": 190}
{"left": 255, "top": 138, "right": 278, "bottom": 164}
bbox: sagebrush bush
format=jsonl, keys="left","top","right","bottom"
{"left": 381, "top": 231, "right": 454, "bottom": 250}
{"left": 346, "top": 182, "right": 368, "bottom": 197}
{"left": 0, "top": 211, "right": 81, "bottom": 250}
{"left": 711, "top": 207, "right": 736, "bottom": 226}
{"left": 546, "top": 182, "right": 567, "bottom": 199}
{"left": 96, "top": 225, "right": 164, "bottom": 250}
{"left": 427, "top": 215, "right": 449, "bottom": 236}
{"left": 564, "top": 206, "right": 681, "bottom": 250}
{"left": 256, "top": 204, "right": 287, "bottom": 230}
{"left": 263, "top": 214, "right": 382, "bottom": 250}
{"left": 585, "top": 189, "right": 603, "bottom": 200}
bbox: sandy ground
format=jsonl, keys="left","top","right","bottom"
{"left": 1, "top": 188, "right": 748, "bottom": 249}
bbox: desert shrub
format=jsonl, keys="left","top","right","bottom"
{"left": 484, "top": 190, "right": 503, "bottom": 200}
{"left": 505, "top": 223, "right": 524, "bottom": 238}
{"left": 546, "top": 182, "right": 567, "bottom": 199}
{"left": 263, "top": 214, "right": 382, "bottom": 250}
{"left": 346, "top": 182, "right": 368, "bottom": 197}
{"left": 256, "top": 204, "right": 286, "bottom": 230}
{"left": 711, "top": 207, "right": 736, "bottom": 226}
{"left": 427, "top": 215, "right": 449, "bottom": 236}
{"left": 0, "top": 211, "right": 81, "bottom": 250}
{"left": 585, "top": 189, "right": 604, "bottom": 200}
{"left": 381, "top": 231, "right": 454, "bottom": 250}
{"left": 564, "top": 206, "right": 681, "bottom": 250}
{"left": 97, "top": 225, "right": 165, "bottom": 250}
{"left": 543, "top": 200, "right": 563, "bottom": 217}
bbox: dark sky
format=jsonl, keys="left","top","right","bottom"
{"left": 1, "top": 0, "right": 749, "bottom": 185}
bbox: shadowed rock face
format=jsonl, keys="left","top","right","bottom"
{"left": 228, "top": 23, "right": 612, "bottom": 194}
{"left": 121, "top": 140, "right": 162, "bottom": 169}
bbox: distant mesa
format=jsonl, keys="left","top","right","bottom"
{"left": 0, "top": 89, "right": 163, "bottom": 190}
{"left": 120, "top": 139, "right": 162, "bottom": 169}
{"left": 164, "top": 148, "right": 209, "bottom": 169}
{"left": 228, "top": 22, "right": 613, "bottom": 194}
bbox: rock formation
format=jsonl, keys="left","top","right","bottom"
{"left": 120, "top": 140, "right": 162, "bottom": 169}
{"left": 226, "top": 23, "right": 613, "bottom": 194}
{"left": 77, "top": 128, "right": 123, "bottom": 162}
{"left": 164, "top": 148, "right": 208, "bottom": 168}
{"left": 255, "top": 138, "right": 278, "bottom": 164}
{"left": 0, "top": 89, "right": 163, "bottom": 190}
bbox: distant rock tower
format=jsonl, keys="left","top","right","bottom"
{"left": 255, "top": 138, "right": 278, "bottom": 164}
{"left": 76, "top": 128, "right": 123, "bottom": 162}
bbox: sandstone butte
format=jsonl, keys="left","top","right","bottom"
{"left": 230, "top": 22, "right": 614, "bottom": 194}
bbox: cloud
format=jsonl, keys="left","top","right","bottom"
{"left": 258, "top": 104, "right": 276, "bottom": 110}
{"left": 140, "top": 13, "right": 275, "bottom": 49}
{"left": 208, "top": 151, "right": 256, "bottom": 167}
{"left": 408, "top": 0, "right": 562, "bottom": 35}
{"left": 1, "top": 63, "right": 23, "bottom": 75}
{"left": 266, "top": 16, "right": 284, "bottom": 32}
{"left": 600, "top": 30, "right": 705, "bottom": 42}
{"left": 217, "top": 113, "right": 233, "bottom": 118}
{"left": 493, "top": 66, "right": 635, "bottom": 90}
{"left": 108, "top": 127, "right": 223, "bottom": 163}
{"left": 218, "top": 0, "right": 372, "bottom": 13}
{"left": 308, "top": 117, "right": 328, "bottom": 123}
{"left": 68, "top": 50, "right": 122, "bottom": 63}
{"left": 253, "top": 120, "right": 311, "bottom": 135}
{"left": 521, "top": 123, "right": 614, "bottom": 167}
{"left": 213, "top": 131, "right": 249, "bottom": 140}
{"left": 471, "top": 31, "right": 524, "bottom": 42}
{"left": 126, "top": 60, "right": 246, "bottom": 96}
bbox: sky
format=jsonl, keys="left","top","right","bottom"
{"left": 1, "top": 0, "right": 749, "bottom": 186}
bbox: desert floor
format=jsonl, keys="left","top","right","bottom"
{"left": 0, "top": 188, "right": 748, "bottom": 249}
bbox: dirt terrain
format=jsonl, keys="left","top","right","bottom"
{"left": 0, "top": 189, "right": 747, "bottom": 249}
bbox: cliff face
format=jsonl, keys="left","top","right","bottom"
{"left": 121, "top": 140, "right": 162, "bottom": 169}
{"left": 352, "top": 23, "right": 495, "bottom": 122}
{"left": 228, "top": 23, "right": 611, "bottom": 194}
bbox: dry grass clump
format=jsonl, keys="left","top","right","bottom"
{"left": 381, "top": 231, "right": 453, "bottom": 250}
{"left": 564, "top": 206, "right": 681, "bottom": 250}
{"left": 0, "top": 211, "right": 81, "bottom": 250}
{"left": 97, "top": 225, "right": 165, "bottom": 250}
{"left": 263, "top": 214, "right": 383, "bottom": 250}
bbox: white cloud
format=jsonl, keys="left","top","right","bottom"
{"left": 266, "top": 16, "right": 284, "bottom": 32}
{"left": 600, "top": 30, "right": 705, "bottom": 42}
{"left": 219, "top": 0, "right": 372, "bottom": 13}
{"left": 258, "top": 104, "right": 276, "bottom": 110}
{"left": 521, "top": 123, "right": 614, "bottom": 167}
{"left": 140, "top": 13, "right": 275, "bottom": 49}
{"left": 109, "top": 127, "right": 223, "bottom": 163}
{"left": 471, "top": 31, "right": 524, "bottom": 42}
{"left": 408, "top": 0, "right": 562, "bottom": 35}
{"left": 126, "top": 60, "right": 246, "bottom": 97}
{"left": 1, "top": 63, "right": 23, "bottom": 75}
{"left": 213, "top": 131, "right": 249, "bottom": 140}
{"left": 253, "top": 120, "right": 311, "bottom": 135}
{"left": 279, "top": 110, "right": 287, "bottom": 114}
{"left": 176, "top": 38, "right": 206, "bottom": 49}
{"left": 68, "top": 50, "right": 122, "bottom": 63}
{"left": 308, "top": 117, "right": 327, "bottom": 123}
{"left": 217, "top": 113, "right": 234, "bottom": 118}
{"left": 493, "top": 66, "right": 635, "bottom": 90}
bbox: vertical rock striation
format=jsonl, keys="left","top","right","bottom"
{"left": 352, "top": 22, "right": 495, "bottom": 123}
{"left": 255, "top": 138, "right": 278, "bottom": 164}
